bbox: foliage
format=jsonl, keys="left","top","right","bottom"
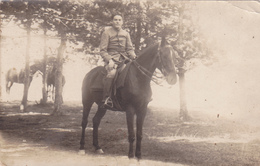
{"left": 1, "top": 0, "right": 215, "bottom": 71}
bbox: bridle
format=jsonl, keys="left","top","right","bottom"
{"left": 133, "top": 43, "right": 173, "bottom": 85}
{"left": 157, "top": 45, "right": 175, "bottom": 77}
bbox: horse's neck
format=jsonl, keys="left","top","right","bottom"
{"left": 30, "top": 63, "right": 43, "bottom": 74}
{"left": 136, "top": 44, "right": 159, "bottom": 74}
{"left": 31, "top": 70, "right": 37, "bottom": 75}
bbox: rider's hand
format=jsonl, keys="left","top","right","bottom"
{"left": 131, "top": 55, "right": 137, "bottom": 60}
{"left": 124, "top": 59, "right": 131, "bottom": 64}
{"left": 107, "top": 59, "right": 115, "bottom": 70}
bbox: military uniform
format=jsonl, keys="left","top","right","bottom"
{"left": 99, "top": 26, "right": 136, "bottom": 108}
{"left": 100, "top": 26, "right": 136, "bottom": 77}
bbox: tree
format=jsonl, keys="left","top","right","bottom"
{"left": 1, "top": 1, "right": 86, "bottom": 112}
{"left": 80, "top": 0, "right": 214, "bottom": 121}
{"left": 1, "top": 1, "right": 36, "bottom": 111}
{"left": 21, "top": 3, "right": 32, "bottom": 112}
{"left": 40, "top": 21, "right": 48, "bottom": 104}
{"left": 36, "top": 1, "right": 50, "bottom": 105}
{"left": 1, "top": 0, "right": 214, "bottom": 118}
{"left": 43, "top": 1, "right": 89, "bottom": 115}
{"left": 44, "top": 1, "right": 70, "bottom": 115}
{"left": 0, "top": 6, "right": 3, "bottom": 99}
{"left": 169, "top": 2, "right": 214, "bottom": 121}
{"left": 0, "top": 15, "right": 2, "bottom": 100}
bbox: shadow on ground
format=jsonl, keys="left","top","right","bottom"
{"left": 1, "top": 101, "right": 260, "bottom": 166}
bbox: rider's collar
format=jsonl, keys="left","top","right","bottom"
{"left": 112, "top": 26, "right": 122, "bottom": 32}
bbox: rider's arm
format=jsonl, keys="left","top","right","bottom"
{"left": 100, "top": 30, "right": 112, "bottom": 63}
{"left": 125, "top": 32, "right": 137, "bottom": 60}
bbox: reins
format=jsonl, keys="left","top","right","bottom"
{"left": 132, "top": 44, "right": 165, "bottom": 86}
{"left": 133, "top": 60, "right": 163, "bottom": 85}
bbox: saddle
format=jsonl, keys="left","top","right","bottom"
{"left": 90, "top": 62, "right": 132, "bottom": 111}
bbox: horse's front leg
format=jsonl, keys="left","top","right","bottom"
{"left": 52, "top": 86, "right": 55, "bottom": 101}
{"left": 79, "top": 101, "right": 93, "bottom": 154}
{"left": 126, "top": 105, "right": 135, "bottom": 158}
{"left": 135, "top": 106, "right": 148, "bottom": 159}
{"left": 47, "top": 85, "right": 51, "bottom": 99}
{"left": 92, "top": 105, "right": 107, "bottom": 153}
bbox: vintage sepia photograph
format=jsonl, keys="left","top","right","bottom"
{"left": 0, "top": 0, "right": 260, "bottom": 165}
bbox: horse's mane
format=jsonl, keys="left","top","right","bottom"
{"left": 137, "top": 43, "right": 159, "bottom": 58}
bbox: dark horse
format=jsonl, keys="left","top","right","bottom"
{"left": 5, "top": 63, "right": 42, "bottom": 94}
{"left": 46, "top": 65, "right": 66, "bottom": 100}
{"left": 79, "top": 38, "right": 177, "bottom": 159}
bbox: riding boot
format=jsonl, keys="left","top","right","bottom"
{"left": 101, "top": 78, "right": 114, "bottom": 109}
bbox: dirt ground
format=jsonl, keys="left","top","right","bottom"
{"left": 0, "top": 100, "right": 260, "bottom": 166}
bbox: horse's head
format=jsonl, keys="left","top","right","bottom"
{"left": 157, "top": 38, "right": 177, "bottom": 85}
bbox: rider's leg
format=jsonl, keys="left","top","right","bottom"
{"left": 102, "top": 66, "right": 117, "bottom": 108}
{"left": 102, "top": 77, "right": 114, "bottom": 105}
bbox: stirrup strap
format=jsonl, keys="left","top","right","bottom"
{"left": 104, "top": 97, "right": 113, "bottom": 108}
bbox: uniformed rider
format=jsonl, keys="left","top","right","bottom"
{"left": 99, "top": 13, "right": 136, "bottom": 108}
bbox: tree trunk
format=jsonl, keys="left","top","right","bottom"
{"left": 178, "top": 68, "right": 190, "bottom": 121}
{"left": 135, "top": 17, "right": 142, "bottom": 53}
{"left": 177, "top": 4, "right": 190, "bottom": 121}
{"left": 40, "top": 27, "right": 48, "bottom": 104}
{"left": 21, "top": 16, "right": 31, "bottom": 112}
{"left": 135, "top": 3, "right": 142, "bottom": 53}
{"left": 52, "top": 32, "right": 66, "bottom": 115}
{"left": 0, "top": 16, "right": 2, "bottom": 100}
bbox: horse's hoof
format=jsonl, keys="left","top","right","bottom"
{"left": 96, "top": 149, "right": 104, "bottom": 154}
{"left": 20, "top": 105, "right": 24, "bottom": 112}
{"left": 78, "top": 150, "right": 85, "bottom": 155}
{"left": 138, "top": 160, "right": 146, "bottom": 166}
{"left": 129, "top": 158, "right": 138, "bottom": 166}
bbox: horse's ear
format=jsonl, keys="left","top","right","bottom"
{"left": 161, "top": 37, "right": 167, "bottom": 47}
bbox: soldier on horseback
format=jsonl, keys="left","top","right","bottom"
{"left": 99, "top": 12, "right": 136, "bottom": 109}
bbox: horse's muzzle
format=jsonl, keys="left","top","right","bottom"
{"left": 166, "top": 71, "right": 177, "bottom": 85}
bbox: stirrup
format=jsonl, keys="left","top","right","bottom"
{"left": 103, "top": 97, "right": 113, "bottom": 109}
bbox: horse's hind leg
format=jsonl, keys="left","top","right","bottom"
{"left": 92, "top": 105, "right": 107, "bottom": 153}
{"left": 135, "top": 106, "right": 148, "bottom": 159}
{"left": 79, "top": 100, "right": 94, "bottom": 154}
{"left": 6, "top": 82, "right": 9, "bottom": 94}
{"left": 6, "top": 81, "right": 13, "bottom": 94}
{"left": 126, "top": 105, "right": 136, "bottom": 158}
